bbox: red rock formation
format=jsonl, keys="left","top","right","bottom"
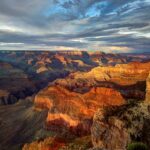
{"left": 53, "top": 62, "right": 150, "bottom": 100}
{"left": 55, "top": 51, "right": 83, "bottom": 57}
{"left": 88, "top": 62, "right": 150, "bottom": 85}
{"left": 36, "top": 66, "right": 48, "bottom": 73}
{"left": 34, "top": 85, "right": 125, "bottom": 135}
{"left": 55, "top": 62, "right": 150, "bottom": 87}
{"left": 1, "top": 51, "right": 150, "bottom": 150}
{"left": 91, "top": 98, "right": 150, "bottom": 149}
{"left": 23, "top": 137, "right": 66, "bottom": 150}
{"left": 54, "top": 54, "right": 68, "bottom": 65}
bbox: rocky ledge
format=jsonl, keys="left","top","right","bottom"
{"left": 34, "top": 85, "right": 125, "bottom": 135}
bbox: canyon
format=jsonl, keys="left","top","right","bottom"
{"left": 0, "top": 51, "right": 150, "bottom": 150}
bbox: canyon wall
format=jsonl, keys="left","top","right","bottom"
{"left": 54, "top": 62, "right": 150, "bottom": 101}
{"left": 0, "top": 62, "right": 36, "bottom": 105}
{"left": 34, "top": 86, "right": 125, "bottom": 135}
{"left": 34, "top": 62, "right": 150, "bottom": 138}
{"left": 146, "top": 72, "right": 150, "bottom": 103}
{"left": 90, "top": 71, "right": 150, "bottom": 150}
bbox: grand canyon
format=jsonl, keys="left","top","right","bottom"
{"left": 0, "top": 0, "right": 150, "bottom": 149}
{"left": 0, "top": 51, "right": 150, "bottom": 150}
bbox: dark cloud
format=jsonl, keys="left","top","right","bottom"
{"left": 0, "top": 0, "right": 149, "bottom": 52}
{"left": 0, "top": 30, "right": 87, "bottom": 48}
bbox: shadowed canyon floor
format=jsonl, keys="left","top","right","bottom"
{"left": 0, "top": 51, "right": 150, "bottom": 150}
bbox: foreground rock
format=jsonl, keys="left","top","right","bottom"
{"left": 91, "top": 108, "right": 130, "bottom": 150}
{"left": 23, "top": 135, "right": 92, "bottom": 150}
{"left": 91, "top": 102, "right": 150, "bottom": 150}
{"left": 23, "top": 137, "right": 66, "bottom": 150}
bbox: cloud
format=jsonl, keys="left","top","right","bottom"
{"left": 0, "top": 0, "right": 149, "bottom": 53}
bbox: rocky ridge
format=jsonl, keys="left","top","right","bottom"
{"left": 90, "top": 71, "right": 150, "bottom": 150}
{"left": 30, "top": 62, "right": 150, "bottom": 150}
{"left": 35, "top": 86, "right": 125, "bottom": 136}
{"left": 54, "top": 62, "right": 150, "bottom": 100}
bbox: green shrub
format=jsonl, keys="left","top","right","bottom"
{"left": 127, "top": 142, "right": 148, "bottom": 150}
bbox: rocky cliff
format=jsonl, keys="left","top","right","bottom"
{"left": 91, "top": 103, "right": 150, "bottom": 150}
{"left": 55, "top": 62, "right": 150, "bottom": 87}
{"left": 90, "top": 72, "right": 150, "bottom": 150}
{"left": 0, "top": 62, "right": 36, "bottom": 105}
{"left": 54, "top": 62, "right": 150, "bottom": 100}
{"left": 91, "top": 108, "right": 130, "bottom": 150}
{"left": 0, "top": 51, "right": 150, "bottom": 150}
{"left": 0, "top": 51, "right": 148, "bottom": 75}
{"left": 0, "top": 51, "right": 149, "bottom": 106}
{"left": 34, "top": 85, "right": 125, "bottom": 136}
{"left": 33, "top": 61, "right": 150, "bottom": 143}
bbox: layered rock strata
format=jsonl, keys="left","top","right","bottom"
{"left": 34, "top": 86, "right": 125, "bottom": 135}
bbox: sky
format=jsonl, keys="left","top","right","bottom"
{"left": 0, "top": 0, "right": 150, "bottom": 53}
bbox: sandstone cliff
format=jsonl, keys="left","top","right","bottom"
{"left": 0, "top": 51, "right": 150, "bottom": 150}
{"left": 54, "top": 62, "right": 150, "bottom": 100}
{"left": 90, "top": 72, "right": 150, "bottom": 150}
{"left": 55, "top": 62, "right": 150, "bottom": 87}
{"left": 34, "top": 85, "right": 125, "bottom": 135}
